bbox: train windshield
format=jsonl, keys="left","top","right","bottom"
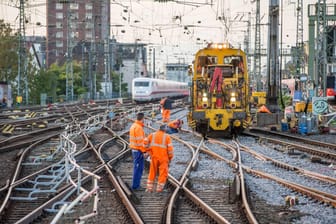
{"left": 196, "top": 56, "right": 218, "bottom": 74}
{"left": 224, "top": 56, "right": 243, "bottom": 65}
{"left": 208, "top": 65, "right": 234, "bottom": 78}
{"left": 134, "top": 81, "right": 150, "bottom": 87}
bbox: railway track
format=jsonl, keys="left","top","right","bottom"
{"left": 235, "top": 137, "right": 336, "bottom": 206}
{"left": 246, "top": 128, "right": 336, "bottom": 158}
{"left": 0, "top": 132, "right": 95, "bottom": 223}
{"left": 0, "top": 104, "right": 334, "bottom": 223}
{"left": 238, "top": 137, "right": 336, "bottom": 183}
{"left": 103, "top": 116, "right": 249, "bottom": 223}
{"left": 0, "top": 107, "right": 106, "bottom": 223}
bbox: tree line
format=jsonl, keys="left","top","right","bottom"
{"left": 0, "top": 20, "right": 126, "bottom": 105}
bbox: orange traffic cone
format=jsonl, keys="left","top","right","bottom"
{"left": 258, "top": 105, "right": 271, "bottom": 113}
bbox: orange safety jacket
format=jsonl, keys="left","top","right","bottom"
{"left": 129, "top": 120, "right": 146, "bottom": 152}
{"left": 168, "top": 120, "right": 181, "bottom": 129}
{"left": 145, "top": 130, "right": 173, "bottom": 161}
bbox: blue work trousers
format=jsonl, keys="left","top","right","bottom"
{"left": 132, "top": 150, "right": 144, "bottom": 190}
{"left": 166, "top": 127, "right": 178, "bottom": 134}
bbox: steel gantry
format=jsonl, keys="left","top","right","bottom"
{"left": 295, "top": 0, "right": 304, "bottom": 89}
{"left": 18, "top": 0, "right": 27, "bottom": 104}
{"left": 252, "top": 0, "right": 262, "bottom": 91}
{"left": 266, "top": 0, "right": 280, "bottom": 112}
{"left": 308, "top": 1, "right": 336, "bottom": 97}
{"left": 65, "top": 2, "right": 74, "bottom": 102}
{"left": 244, "top": 12, "right": 252, "bottom": 78}
{"left": 230, "top": 12, "right": 252, "bottom": 78}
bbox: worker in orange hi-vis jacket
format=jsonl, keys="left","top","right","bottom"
{"left": 145, "top": 125, "right": 174, "bottom": 193}
{"left": 160, "top": 97, "right": 172, "bottom": 123}
{"left": 129, "top": 112, "right": 148, "bottom": 191}
{"left": 166, "top": 119, "right": 183, "bottom": 134}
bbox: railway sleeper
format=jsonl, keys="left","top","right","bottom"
{"left": 24, "top": 112, "right": 37, "bottom": 118}
{"left": 272, "top": 161, "right": 296, "bottom": 171}
{"left": 29, "top": 174, "right": 65, "bottom": 185}
{"left": 32, "top": 122, "right": 48, "bottom": 129}
{"left": 22, "top": 153, "right": 55, "bottom": 165}
{"left": 1, "top": 124, "right": 15, "bottom": 136}
{"left": 11, "top": 188, "right": 57, "bottom": 200}
{"left": 10, "top": 196, "right": 38, "bottom": 201}
{"left": 28, "top": 179, "right": 62, "bottom": 186}
{"left": 310, "top": 156, "right": 330, "bottom": 165}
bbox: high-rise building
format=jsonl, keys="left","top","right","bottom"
{"left": 46, "top": 0, "right": 110, "bottom": 71}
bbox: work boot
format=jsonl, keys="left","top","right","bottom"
{"left": 145, "top": 188, "right": 153, "bottom": 193}
{"left": 156, "top": 183, "right": 165, "bottom": 193}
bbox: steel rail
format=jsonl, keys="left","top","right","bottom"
{"left": 232, "top": 140, "right": 259, "bottom": 224}
{"left": 238, "top": 142, "right": 336, "bottom": 184}
{"left": 0, "top": 132, "right": 89, "bottom": 221}
{"left": 0, "top": 126, "right": 64, "bottom": 152}
{"left": 14, "top": 127, "right": 125, "bottom": 223}
{"left": 10, "top": 134, "right": 89, "bottom": 189}
{"left": 125, "top": 117, "right": 233, "bottom": 223}
{"left": 165, "top": 138, "right": 231, "bottom": 224}
{"left": 85, "top": 131, "right": 144, "bottom": 224}
{"left": 245, "top": 130, "right": 336, "bottom": 160}
{"left": 244, "top": 167, "right": 336, "bottom": 207}
{"left": 178, "top": 129, "right": 258, "bottom": 223}
{"left": 181, "top": 181, "right": 231, "bottom": 224}
{"left": 247, "top": 128, "right": 336, "bottom": 150}
{"left": 15, "top": 166, "right": 106, "bottom": 224}
{"left": 0, "top": 135, "right": 59, "bottom": 214}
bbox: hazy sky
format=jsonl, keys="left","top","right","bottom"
{"left": 1, "top": 0, "right": 336, "bottom": 63}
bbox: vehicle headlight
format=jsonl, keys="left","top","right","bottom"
{"left": 230, "top": 96, "right": 236, "bottom": 103}
{"left": 202, "top": 92, "right": 208, "bottom": 108}
{"left": 230, "top": 92, "right": 236, "bottom": 108}
{"left": 202, "top": 92, "right": 208, "bottom": 102}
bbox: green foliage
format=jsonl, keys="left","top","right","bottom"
{"left": 30, "top": 62, "right": 88, "bottom": 103}
{"left": 0, "top": 20, "right": 18, "bottom": 82}
{"left": 54, "top": 62, "right": 87, "bottom": 97}
{"left": 30, "top": 67, "right": 58, "bottom": 104}
{"left": 0, "top": 18, "right": 107, "bottom": 104}
{"left": 278, "top": 94, "right": 292, "bottom": 110}
{"left": 0, "top": 20, "right": 40, "bottom": 104}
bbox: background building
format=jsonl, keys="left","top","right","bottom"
{"left": 165, "top": 63, "right": 189, "bottom": 83}
{"left": 116, "top": 42, "right": 147, "bottom": 95}
{"left": 46, "top": 0, "right": 110, "bottom": 73}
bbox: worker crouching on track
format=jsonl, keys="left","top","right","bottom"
{"left": 145, "top": 125, "right": 174, "bottom": 193}
{"left": 160, "top": 97, "right": 172, "bottom": 123}
{"left": 129, "top": 112, "right": 148, "bottom": 191}
{"left": 166, "top": 119, "right": 183, "bottom": 134}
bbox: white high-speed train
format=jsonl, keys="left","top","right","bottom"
{"left": 132, "top": 77, "right": 189, "bottom": 102}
